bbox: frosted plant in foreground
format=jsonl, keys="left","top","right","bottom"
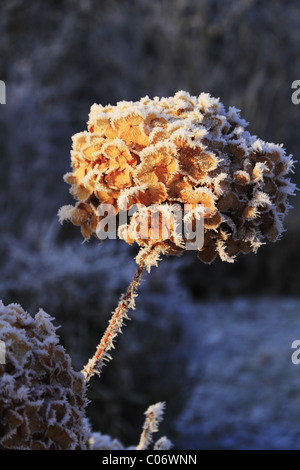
{"left": 136, "top": 402, "right": 170, "bottom": 450}
{"left": 59, "top": 90, "right": 296, "bottom": 381}
{"left": 0, "top": 301, "right": 89, "bottom": 450}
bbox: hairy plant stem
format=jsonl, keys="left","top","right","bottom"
{"left": 81, "top": 256, "right": 149, "bottom": 382}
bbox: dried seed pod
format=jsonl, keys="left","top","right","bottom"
{"left": 59, "top": 91, "right": 296, "bottom": 265}
{"left": 0, "top": 301, "right": 89, "bottom": 450}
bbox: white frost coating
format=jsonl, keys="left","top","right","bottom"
{"left": 117, "top": 184, "right": 148, "bottom": 210}
{"left": 58, "top": 204, "right": 76, "bottom": 224}
{"left": 251, "top": 190, "right": 272, "bottom": 208}
{"left": 144, "top": 401, "right": 166, "bottom": 433}
{"left": 154, "top": 436, "right": 173, "bottom": 450}
{"left": 88, "top": 432, "right": 125, "bottom": 450}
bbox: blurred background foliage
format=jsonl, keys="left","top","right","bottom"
{"left": 1, "top": 0, "right": 300, "bottom": 449}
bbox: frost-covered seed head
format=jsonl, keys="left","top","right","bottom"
{"left": 0, "top": 301, "right": 89, "bottom": 450}
{"left": 59, "top": 91, "right": 296, "bottom": 264}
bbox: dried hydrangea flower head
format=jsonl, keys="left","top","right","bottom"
{"left": 59, "top": 90, "right": 296, "bottom": 267}
{"left": 59, "top": 91, "right": 296, "bottom": 381}
{"left": 0, "top": 301, "right": 89, "bottom": 450}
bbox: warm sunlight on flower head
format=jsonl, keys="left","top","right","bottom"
{"left": 59, "top": 91, "right": 296, "bottom": 265}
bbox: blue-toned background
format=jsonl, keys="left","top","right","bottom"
{"left": 1, "top": 0, "right": 300, "bottom": 449}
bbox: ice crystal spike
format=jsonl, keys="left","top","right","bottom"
{"left": 59, "top": 91, "right": 296, "bottom": 266}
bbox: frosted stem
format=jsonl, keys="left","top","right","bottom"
{"left": 136, "top": 402, "right": 166, "bottom": 450}
{"left": 81, "top": 259, "right": 146, "bottom": 382}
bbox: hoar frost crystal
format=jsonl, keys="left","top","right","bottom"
{"left": 59, "top": 91, "right": 296, "bottom": 266}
